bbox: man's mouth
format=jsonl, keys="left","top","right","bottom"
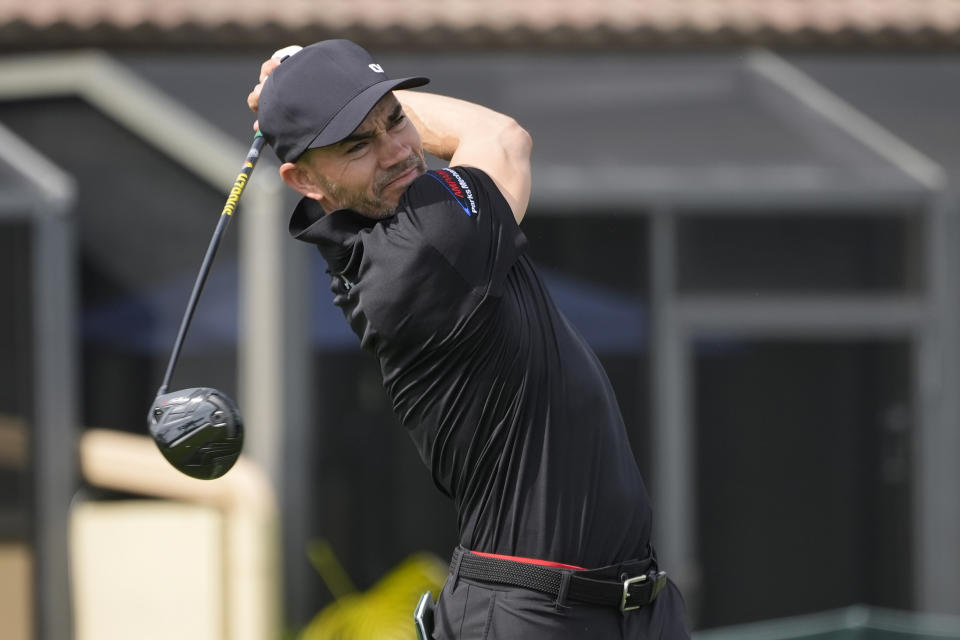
{"left": 378, "top": 158, "right": 425, "bottom": 194}
{"left": 385, "top": 165, "right": 419, "bottom": 189}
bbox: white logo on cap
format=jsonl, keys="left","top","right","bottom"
{"left": 369, "top": 63, "right": 384, "bottom": 73}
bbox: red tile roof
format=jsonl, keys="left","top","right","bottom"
{"left": 3, "top": 0, "right": 960, "bottom": 50}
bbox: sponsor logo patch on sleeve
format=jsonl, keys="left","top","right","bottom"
{"left": 426, "top": 168, "right": 478, "bottom": 217}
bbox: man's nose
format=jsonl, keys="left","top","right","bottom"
{"left": 378, "top": 131, "right": 409, "bottom": 166}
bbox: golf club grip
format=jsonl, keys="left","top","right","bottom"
{"left": 157, "top": 132, "right": 266, "bottom": 396}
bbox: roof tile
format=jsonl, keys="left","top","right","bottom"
{"left": 3, "top": 0, "right": 960, "bottom": 48}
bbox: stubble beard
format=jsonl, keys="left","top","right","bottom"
{"left": 320, "top": 150, "right": 427, "bottom": 219}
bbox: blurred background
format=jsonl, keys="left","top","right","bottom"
{"left": 3, "top": 1, "right": 960, "bottom": 638}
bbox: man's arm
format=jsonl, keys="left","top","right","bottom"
{"left": 394, "top": 90, "right": 532, "bottom": 224}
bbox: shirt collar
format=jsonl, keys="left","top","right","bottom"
{"left": 288, "top": 196, "right": 379, "bottom": 271}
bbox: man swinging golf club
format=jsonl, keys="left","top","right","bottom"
{"left": 249, "top": 40, "right": 691, "bottom": 639}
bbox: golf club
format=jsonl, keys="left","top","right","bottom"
{"left": 147, "top": 131, "right": 264, "bottom": 480}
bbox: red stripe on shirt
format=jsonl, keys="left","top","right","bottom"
{"left": 470, "top": 550, "right": 587, "bottom": 571}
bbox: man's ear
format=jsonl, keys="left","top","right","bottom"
{"left": 279, "top": 162, "right": 328, "bottom": 202}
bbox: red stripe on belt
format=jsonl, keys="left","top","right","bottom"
{"left": 470, "top": 550, "right": 587, "bottom": 571}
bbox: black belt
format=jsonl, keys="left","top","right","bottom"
{"left": 450, "top": 547, "right": 668, "bottom": 612}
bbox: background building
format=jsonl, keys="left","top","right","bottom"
{"left": 2, "top": 1, "right": 960, "bottom": 638}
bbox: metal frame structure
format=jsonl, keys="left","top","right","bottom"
{"left": 0, "top": 52, "right": 299, "bottom": 638}
{"left": 0, "top": 121, "right": 76, "bottom": 640}
{"left": 528, "top": 49, "right": 959, "bottom": 615}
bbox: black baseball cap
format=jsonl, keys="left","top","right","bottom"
{"left": 258, "top": 40, "right": 429, "bottom": 163}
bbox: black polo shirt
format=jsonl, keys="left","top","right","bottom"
{"left": 290, "top": 166, "right": 652, "bottom": 568}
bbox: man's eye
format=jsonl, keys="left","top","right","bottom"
{"left": 348, "top": 141, "right": 368, "bottom": 153}
{"left": 390, "top": 115, "right": 406, "bottom": 128}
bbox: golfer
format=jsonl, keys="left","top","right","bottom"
{"left": 249, "top": 39, "right": 691, "bottom": 639}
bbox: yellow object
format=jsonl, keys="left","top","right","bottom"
{"left": 307, "top": 539, "right": 358, "bottom": 600}
{"left": 299, "top": 551, "right": 447, "bottom": 640}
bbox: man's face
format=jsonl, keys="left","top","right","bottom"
{"left": 297, "top": 93, "right": 427, "bottom": 218}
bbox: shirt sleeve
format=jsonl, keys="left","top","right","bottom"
{"left": 398, "top": 166, "right": 527, "bottom": 296}
{"left": 344, "top": 166, "right": 528, "bottom": 347}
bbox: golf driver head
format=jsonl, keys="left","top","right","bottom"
{"left": 148, "top": 387, "right": 243, "bottom": 480}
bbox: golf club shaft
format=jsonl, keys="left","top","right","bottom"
{"left": 157, "top": 131, "right": 266, "bottom": 396}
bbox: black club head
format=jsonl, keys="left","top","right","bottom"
{"left": 148, "top": 387, "right": 244, "bottom": 480}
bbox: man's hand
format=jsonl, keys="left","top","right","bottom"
{"left": 247, "top": 46, "right": 302, "bottom": 130}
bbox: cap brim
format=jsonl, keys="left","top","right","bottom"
{"left": 303, "top": 76, "right": 430, "bottom": 153}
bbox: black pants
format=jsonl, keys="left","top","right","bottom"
{"left": 432, "top": 551, "right": 692, "bottom": 639}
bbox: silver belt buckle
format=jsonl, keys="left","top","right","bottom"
{"left": 620, "top": 570, "right": 667, "bottom": 612}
